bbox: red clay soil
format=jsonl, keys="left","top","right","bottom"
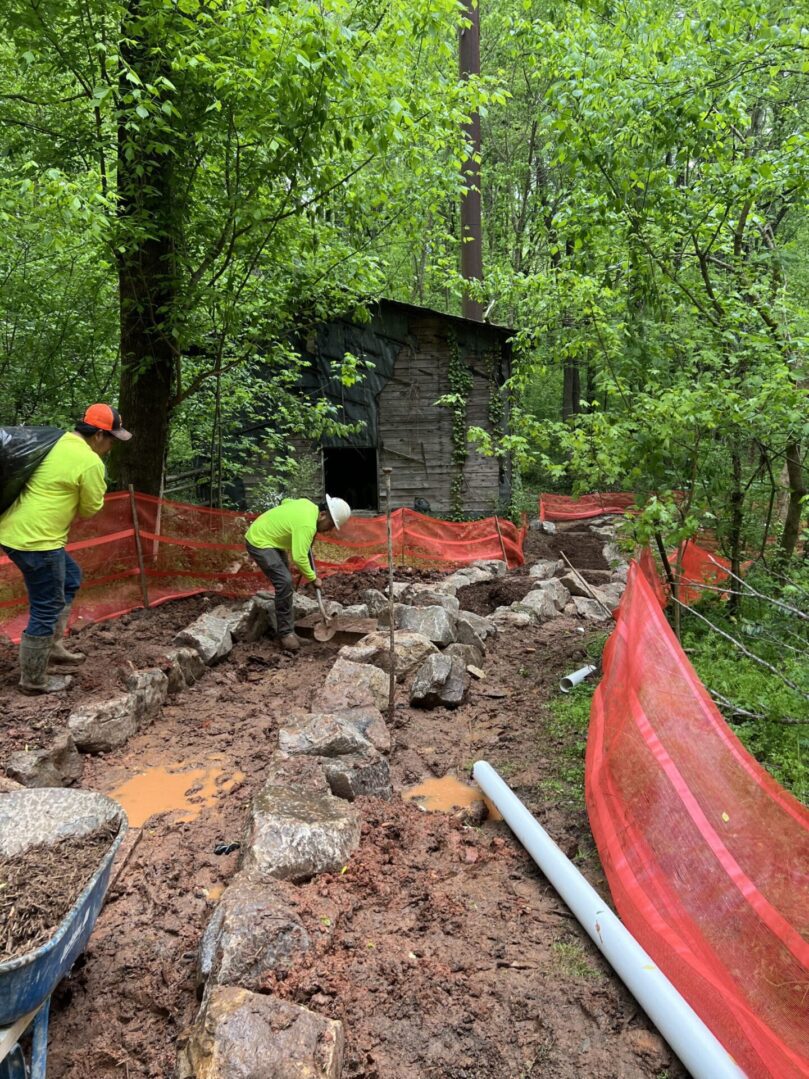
{"left": 1, "top": 554, "right": 683, "bottom": 1078}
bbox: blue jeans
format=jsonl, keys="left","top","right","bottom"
{"left": 1, "top": 546, "right": 82, "bottom": 637}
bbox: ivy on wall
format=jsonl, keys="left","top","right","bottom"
{"left": 439, "top": 330, "right": 473, "bottom": 519}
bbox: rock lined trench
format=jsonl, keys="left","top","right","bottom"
{"left": 0, "top": 520, "right": 685, "bottom": 1078}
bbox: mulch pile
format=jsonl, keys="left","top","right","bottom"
{"left": 0, "top": 823, "right": 118, "bottom": 963}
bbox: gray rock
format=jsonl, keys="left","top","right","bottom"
{"left": 528, "top": 559, "right": 560, "bottom": 580}
{"left": 513, "top": 590, "right": 558, "bottom": 623}
{"left": 452, "top": 565, "right": 495, "bottom": 585}
{"left": 177, "top": 987, "right": 343, "bottom": 1079}
{"left": 558, "top": 572, "right": 597, "bottom": 598}
{"left": 6, "top": 732, "right": 83, "bottom": 788}
{"left": 243, "top": 782, "right": 361, "bottom": 882}
{"left": 456, "top": 610, "right": 497, "bottom": 641}
{"left": 261, "top": 754, "right": 330, "bottom": 794}
{"left": 362, "top": 588, "right": 389, "bottom": 616}
{"left": 211, "top": 597, "right": 276, "bottom": 643}
{"left": 126, "top": 668, "right": 168, "bottom": 726}
{"left": 396, "top": 605, "right": 457, "bottom": 646}
{"left": 199, "top": 874, "right": 309, "bottom": 992}
{"left": 321, "top": 750, "right": 392, "bottom": 802}
{"left": 490, "top": 607, "right": 532, "bottom": 628}
{"left": 335, "top": 706, "right": 391, "bottom": 754}
{"left": 320, "top": 657, "right": 389, "bottom": 712}
{"left": 444, "top": 642, "right": 484, "bottom": 668}
{"left": 292, "top": 593, "right": 320, "bottom": 618}
{"left": 68, "top": 694, "right": 138, "bottom": 753}
{"left": 471, "top": 559, "right": 508, "bottom": 578}
{"left": 573, "top": 595, "right": 613, "bottom": 621}
{"left": 279, "top": 714, "right": 374, "bottom": 758}
{"left": 342, "top": 603, "right": 369, "bottom": 618}
{"left": 337, "top": 630, "right": 437, "bottom": 680}
{"left": 0, "top": 788, "right": 122, "bottom": 859}
{"left": 410, "top": 590, "right": 460, "bottom": 613}
{"left": 534, "top": 577, "right": 571, "bottom": 612}
{"left": 165, "top": 646, "right": 206, "bottom": 694}
{"left": 410, "top": 654, "right": 469, "bottom": 709}
{"left": 174, "top": 611, "right": 233, "bottom": 665}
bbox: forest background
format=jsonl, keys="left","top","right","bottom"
{"left": 1, "top": 0, "right": 807, "bottom": 794}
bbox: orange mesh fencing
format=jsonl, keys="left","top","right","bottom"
{"left": 539, "top": 491, "right": 637, "bottom": 521}
{"left": 587, "top": 547, "right": 809, "bottom": 1078}
{"left": 0, "top": 494, "right": 525, "bottom": 642}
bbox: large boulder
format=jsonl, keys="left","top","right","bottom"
{"left": 68, "top": 695, "right": 138, "bottom": 753}
{"left": 528, "top": 559, "right": 560, "bottom": 580}
{"left": 470, "top": 559, "right": 508, "bottom": 578}
{"left": 443, "top": 642, "right": 484, "bottom": 668}
{"left": 337, "top": 630, "right": 437, "bottom": 680}
{"left": 320, "top": 750, "right": 393, "bottom": 802}
{"left": 177, "top": 987, "right": 344, "bottom": 1079}
{"left": 126, "top": 668, "right": 168, "bottom": 725}
{"left": 198, "top": 874, "right": 309, "bottom": 993}
{"left": 533, "top": 577, "right": 571, "bottom": 612}
{"left": 490, "top": 607, "right": 532, "bottom": 629}
{"left": 396, "top": 605, "right": 456, "bottom": 646}
{"left": 6, "top": 732, "right": 83, "bottom": 788}
{"left": 210, "top": 598, "right": 276, "bottom": 643}
{"left": 513, "top": 590, "right": 558, "bottom": 624}
{"left": 318, "top": 658, "right": 389, "bottom": 712}
{"left": 243, "top": 781, "right": 361, "bottom": 882}
{"left": 455, "top": 610, "right": 497, "bottom": 643}
{"left": 261, "top": 754, "right": 330, "bottom": 795}
{"left": 572, "top": 596, "right": 613, "bottom": 621}
{"left": 362, "top": 589, "right": 389, "bottom": 617}
{"left": 409, "top": 590, "right": 460, "bottom": 613}
{"left": 278, "top": 714, "right": 374, "bottom": 759}
{"left": 165, "top": 646, "right": 207, "bottom": 694}
{"left": 410, "top": 654, "right": 469, "bottom": 710}
{"left": 175, "top": 611, "right": 234, "bottom": 665}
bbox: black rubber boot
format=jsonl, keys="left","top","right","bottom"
{"left": 19, "top": 633, "right": 73, "bottom": 695}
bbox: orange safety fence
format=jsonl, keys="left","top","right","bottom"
{"left": 587, "top": 547, "right": 809, "bottom": 1078}
{"left": 0, "top": 492, "right": 525, "bottom": 643}
{"left": 539, "top": 491, "right": 637, "bottom": 521}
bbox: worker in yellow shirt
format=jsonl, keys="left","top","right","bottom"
{"left": 0, "top": 404, "right": 132, "bottom": 695}
{"left": 245, "top": 495, "right": 351, "bottom": 652}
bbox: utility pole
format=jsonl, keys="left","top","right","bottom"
{"left": 459, "top": 0, "right": 483, "bottom": 322}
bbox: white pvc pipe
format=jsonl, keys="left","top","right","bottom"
{"left": 559, "top": 664, "right": 597, "bottom": 693}
{"left": 472, "top": 761, "right": 747, "bottom": 1079}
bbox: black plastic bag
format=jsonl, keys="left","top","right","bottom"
{"left": 0, "top": 427, "right": 64, "bottom": 517}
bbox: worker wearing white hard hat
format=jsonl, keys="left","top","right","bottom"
{"left": 244, "top": 495, "right": 352, "bottom": 652}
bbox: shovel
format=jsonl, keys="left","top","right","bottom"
{"left": 313, "top": 584, "right": 335, "bottom": 642}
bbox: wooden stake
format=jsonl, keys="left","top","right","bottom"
{"left": 383, "top": 468, "right": 395, "bottom": 728}
{"left": 494, "top": 514, "right": 509, "bottom": 565}
{"left": 129, "top": 484, "right": 151, "bottom": 609}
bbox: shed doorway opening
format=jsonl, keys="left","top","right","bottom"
{"left": 323, "top": 447, "right": 378, "bottom": 512}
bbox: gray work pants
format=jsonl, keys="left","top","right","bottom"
{"left": 246, "top": 543, "right": 294, "bottom": 636}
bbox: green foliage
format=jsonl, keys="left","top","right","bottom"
{"left": 436, "top": 330, "right": 473, "bottom": 519}
{"left": 681, "top": 567, "right": 809, "bottom": 803}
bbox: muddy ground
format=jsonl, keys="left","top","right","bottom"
{"left": 0, "top": 524, "right": 683, "bottom": 1078}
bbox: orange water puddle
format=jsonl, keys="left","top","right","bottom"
{"left": 110, "top": 765, "right": 244, "bottom": 828}
{"left": 404, "top": 775, "right": 502, "bottom": 820}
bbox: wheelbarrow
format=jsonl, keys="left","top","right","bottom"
{"left": 0, "top": 790, "right": 127, "bottom": 1079}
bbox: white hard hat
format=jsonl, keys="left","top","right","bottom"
{"left": 325, "top": 494, "right": 351, "bottom": 530}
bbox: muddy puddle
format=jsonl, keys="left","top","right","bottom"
{"left": 404, "top": 774, "right": 502, "bottom": 820}
{"left": 110, "top": 764, "right": 244, "bottom": 828}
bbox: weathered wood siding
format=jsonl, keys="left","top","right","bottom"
{"left": 375, "top": 310, "right": 509, "bottom": 516}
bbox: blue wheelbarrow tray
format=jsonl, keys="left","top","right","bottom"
{"left": 0, "top": 790, "right": 127, "bottom": 1078}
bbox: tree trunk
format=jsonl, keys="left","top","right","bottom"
{"left": 778, "top": 440, "right": 806, "bottom": 562}
{"left": 728, "top": 448, "right": 744, "bottom": 618}
{"left": 115, "top": 7, "right": 178, "bottom": 496}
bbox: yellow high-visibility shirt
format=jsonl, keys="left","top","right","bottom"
{"left": 0, "top": 432, "right": 107, "bottom": 551}
{"left": 245, "top": 498, "right": 319, "bottom": 580}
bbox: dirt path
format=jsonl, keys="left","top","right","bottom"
{"left": 2, "top": 527, "right": 684, "bottom": 1078}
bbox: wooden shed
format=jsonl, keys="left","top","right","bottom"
{"left": 293, "top": 299, "right": 513, "bottom": 516}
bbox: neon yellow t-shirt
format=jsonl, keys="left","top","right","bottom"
{"left": 245, "top": 498, "right": 318, "bottom": 580}
{"left": 0, "top": 432, "right": 107, "bottom": 550}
